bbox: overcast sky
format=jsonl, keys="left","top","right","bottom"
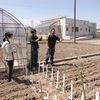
{"left": 0, "top": 0, "right": 100, "bottom": 28}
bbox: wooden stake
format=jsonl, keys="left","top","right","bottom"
{"left": 81, "top": 84, "right": 86, "bottom": 100}
{"left": 36, "top": 75, "right": 38, "bottom": 92}
{"left": 40, "top": 81, "right": 43, "bottom": 98}
{"left": 80, "top": 71, "right": 86, "bottom": 100}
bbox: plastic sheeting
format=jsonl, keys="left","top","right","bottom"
{"left": 0, "top": 8, "right": 27, "bottom": 73}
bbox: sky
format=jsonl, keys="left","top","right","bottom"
{"left": 0, "top": 0, "right": 100, "bottom": 28}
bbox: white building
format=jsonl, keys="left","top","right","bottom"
{"left": 35, "top": 16, "right": 96, "bottom": 40}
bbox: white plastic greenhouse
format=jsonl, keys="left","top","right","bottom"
{"left": 0, "top": 8, "right": 27, "bottom": 77}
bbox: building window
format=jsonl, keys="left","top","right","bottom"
{"left": 80, "top": 28, "right": 82, "bottom": 31}
{"left": 66, "top": 27, "right": 68, "bottom": 31}
{"left": 86, "top": 28, "right": 87, "bottom": 32}
{"left": 89, "top": 29, "right": 90, "bottom": 32}
{"left": 72, "top": 27, "right": 79, "bottom": 32}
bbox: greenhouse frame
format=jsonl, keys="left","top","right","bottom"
{"left": 0, "top": 8, "right": 27, "bottom": 76}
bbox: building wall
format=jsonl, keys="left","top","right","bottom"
{"left": 65, "top": 18, "right": 97, "bottom": 39}
{"left": 35, "top": 16, "right": 97, "bottom": 40}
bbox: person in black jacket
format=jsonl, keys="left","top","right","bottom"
{"left": 30, "top": 29, "right": 42, "bottom": 70}
{"left": 44, "top": 28, "right": 64, "bottom": 66}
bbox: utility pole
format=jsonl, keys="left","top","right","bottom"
{"left": 74, "top": 0, "right": 76, "bottom": 43}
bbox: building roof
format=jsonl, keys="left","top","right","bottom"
{"left": 35, "top": 22, "right": 55, "bottom": 28}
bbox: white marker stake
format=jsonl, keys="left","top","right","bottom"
{"left": 51, "top": 68, "right": 53, "bottom": 81}
{"left": 71, "top": 80, "right": 73, "bottom": 100}
{"left": 25, "top": 66, "right": 28, "bottom": 80}
{"left": 81, "top": 84, "right": 86, "bottom": 100}
{"left": 56, "top": 71, "right": 59, "bottom": 89}
{"left": 96, "top": 92, "right": 100, "bottom": 100}
{"left": 43, "top": 96, "right": 47, "bottom": 100}
{"left": 42, "top": 63, "right": 44, "bottom": 76}
{"left": 45, "top": 65, "right": 48, "bottom": 78}
{"left": 36, "top": 80, "right": 38, "bottom": 92}
{"left": 54, "top": 95, "right": 57, "bottom": 100}
{"left": 63, "top": 73, "right": 65, "bottom": 93}
{"left": 30, "top": 72, "right": 33, "bottom": 84}
{"left": 47, "top": 88, "right": 49, "bottom": 100}
{"left": 38, "top": 60, "right": 40, "bottom": 73}
{"left": 32, "top": 75, "right": 36, "bottom": 89}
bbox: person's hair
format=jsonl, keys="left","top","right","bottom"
{"left": 31, "top": 29, "right": 36, "bottom": 34}
{"left": 51, "top": 28, "right": 55, "bottom": 32}
{"left": 3, "top": 32, "right": 13, "bottom": 42}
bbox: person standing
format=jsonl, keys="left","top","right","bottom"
{"left": 30, "top": 29, "right": 42, "bottom": 70}
{"left": 44, "top": 28, "right": 64, "bottom": 66}
{"left": 2, "top": 32, "right": 18, "bottom": 82}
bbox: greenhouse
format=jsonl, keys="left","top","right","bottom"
{"left": 35, "top": 16, "right": 96, "bottom": 40}
{"left": 35, "top": 20, "right": 62, "bottom": 39}
{"left": 0, "top": 8, "right": 27, "bottom": 76}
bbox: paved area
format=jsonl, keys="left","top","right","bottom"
{"left": 63, "top": 40, "right": 100, "bottom": 45}
{"left": 77, "top": 40, "right": 100, "bottom": 45}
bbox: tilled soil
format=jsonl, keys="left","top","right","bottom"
{"left": 30, "top": 56, "right": 100, "bottom": 100}
{"left": 0, "top": 43, "right": 100, "bottom": 100}
{"left": 27, "top": 42, "right": 100, "bottom": 61}
{"left": 0, "top": 56, "right": 100, "bottom": 100}
{"left": 52, "top": 56, "right": 100, "bottom": 100}
{"left": 0, "top": 76, "right": 40, "bottom": 100}
{"left": 0, "top": 69, "right": 40, "bottom": 100}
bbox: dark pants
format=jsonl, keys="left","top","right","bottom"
{"left": 45, "top": 47, "right": 55, "bottom": 64}
{"left": 6, "top": 60, "right": 14, "bottom": 82}
{"left": 31, "top": 49, "right": 38, "bottom": 68}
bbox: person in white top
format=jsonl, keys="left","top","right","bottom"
{"left": 2, "top": 32, "right": 18, "bottom": 82}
